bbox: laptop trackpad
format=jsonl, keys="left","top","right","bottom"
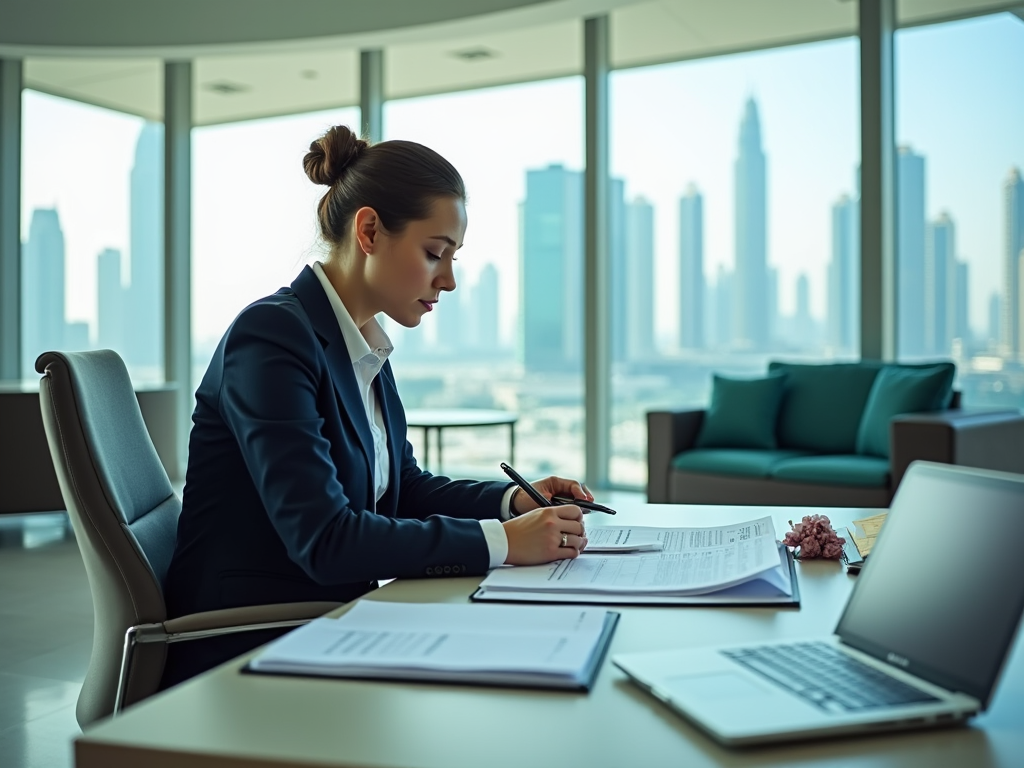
{"left": 666, "top": 672, "right": 775, "bottom": 702}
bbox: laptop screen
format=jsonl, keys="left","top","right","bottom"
{"left": 835, "top": 463, "right": 1024, "bottom": 707}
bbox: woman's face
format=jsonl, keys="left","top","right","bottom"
{"left": 369, "top": 196, "right": 467, "bottom": 328}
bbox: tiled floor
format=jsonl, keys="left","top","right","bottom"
{"left": 0, "top": 514, "right": 91, "bottom": 768}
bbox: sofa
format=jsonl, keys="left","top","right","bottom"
{"left": 647, "top": 360, "right": 1024, "bottom": 507}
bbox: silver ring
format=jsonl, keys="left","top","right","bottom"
{"left": 561, "top": 533, "right": 568, "bottom": 548}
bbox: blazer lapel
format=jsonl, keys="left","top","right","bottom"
{"left": 290, "top": 266, "right": 375, "bottom": 481}
{"left": 374, "top": 364, "right": 402, "bottom": 517}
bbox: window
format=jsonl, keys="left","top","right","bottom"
{"left": 609, "top": 39, "right": 860, "bottom": 487}
{"left": 191, "top": 107, "right": 358, "bottom": 391}
{"left": 384, "top": 78, "right": 584, "bottom": 480}
{"left": 21, "top": 90, "right": 160, "bottom": 382}
{"left": 895, "top": 13, "right": 1024, "bottom": 410}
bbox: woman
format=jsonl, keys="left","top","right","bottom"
{"left": 161, "top": 125, "right": 590, "bottom": 687}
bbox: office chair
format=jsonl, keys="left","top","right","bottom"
{"left": 36, "top": 350, "right": 340, "bottom": 728}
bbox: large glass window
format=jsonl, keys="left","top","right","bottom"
{"left": 384, "top": 78, "right": 584, "bottom": 480}
{"left": 895, "top": 13, "right": 1024, "bottom": 410}
{"left": 191, "top": 107, "right": 358, "bottom": 391}
{"left": 608, "top": 39, "right": 860, "bottom": 487}
{"left": 21, "top": 91, "right": 160, "bottom": 383}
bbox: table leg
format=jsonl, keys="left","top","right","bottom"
{"left": 437, "top": 427, "right": 443, "bottom": 474}
{"left": 509, "top": 423, "right": 515, "bottom": 466}
{"left": 422, "top": 427, "right": 431, "bottom": 470}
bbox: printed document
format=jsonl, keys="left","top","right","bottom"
{"left": 481, "top": 517, "right": 782, "bottom": 596}
{"left": 248, "top": 601, "right": 617, "bottom": 689}
{"left": 584, "top": 526, "right": 663, "bottom": 552}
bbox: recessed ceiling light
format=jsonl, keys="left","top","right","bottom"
{"left": 203, "top": 81, "right": 249, "bottom": 95}
{"left": 450, "top": 47, "right": 498, "bottom": 62}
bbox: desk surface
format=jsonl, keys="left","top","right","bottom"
{"left": 404, "top": 408, "right": 517, "bottom": 427}
{"left": 75, "top": 504, "right": 1024, "bottom": 768}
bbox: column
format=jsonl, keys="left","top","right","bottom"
{"left": 0, "top": 59, "right": 21, "bottom": 380}
{"left": 859, "top": 0, "right": 897, "bottom": 361}
{"left": 584, "top": 16, "right": 610, "bottom": 489}
{"left": 360, "top": 49, "right": 383, "bottom": 143}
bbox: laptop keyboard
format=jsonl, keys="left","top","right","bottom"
{"left": 721, "top": 642, "right": 940, "bottom": 714}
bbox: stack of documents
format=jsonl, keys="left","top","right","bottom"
{"left": 247, "top": 601, "right": 619, "bottom": 691}
{"left": 474, "top": 516, "right": 798, "bottom": 606}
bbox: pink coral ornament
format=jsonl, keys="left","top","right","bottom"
{"left": 783, "top": 514, "right": 846, "bottom": 560}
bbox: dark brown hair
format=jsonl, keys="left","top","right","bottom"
{"left": 303, "top": 125, "right": 466, "bottom": 246}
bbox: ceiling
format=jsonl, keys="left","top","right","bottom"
{"left": 5, "top": 0, "right": 1022, "bottom": 126}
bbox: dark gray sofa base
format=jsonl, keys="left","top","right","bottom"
{"left": 668, "top": 470, "right": 890, "bottom": 508}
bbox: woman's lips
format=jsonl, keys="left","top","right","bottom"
{"left": 419, "top": 300, "right": 434, "bottom": 311}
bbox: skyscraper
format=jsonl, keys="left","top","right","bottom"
{"left": 733, "top": 97, "right": 769, "bottom": 350}
{"left": 625, "top": 196, "right": 655, "bottom": 360}
{"left": 828, "top": 193, "right": 859, "bottom": 353}
{"left": 925, "top": 212, "right": 955, "bottom": 355}
{"left": 609, "top": 178, "right": 627, "bottom": 364}
{"left": 435, "top": 282, "right": 464, "bottom": 354}
{"left": 712, "top": 266, "right": 733, "bottom": 349}
{"left": 125, "top": 122, "right": 163, "bottom": 372}
{"left": 521, "top": 165, "right": 582, "bottom": 372}
{"left": 21, "top": 208, "right": 66, "bottom": 375}
{"left": 468, "top": 263, "right": 499, "bottom": 351}
{"left": 678, "top": 185, "right": 704, "bottom": 350}
{"left": 1003, "top": 167, "right": 1024, "bottom": 359}
{"left": 97, "top": 247, "right": 125, "bottom": 352}
{"left": 897, "top": 147, "right": 926, "bottom": 358}
{"left": 954, "top": 261, "right": 969, "bottom": 349}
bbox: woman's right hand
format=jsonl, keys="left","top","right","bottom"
{"left": 502, "top": 505, "right": 587, "bottom": 565}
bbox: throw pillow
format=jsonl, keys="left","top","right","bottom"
{"left": 855, "top": 364, "right": 956, "bottom": 458}
{"left": 695, "top": 373, "right": 788, "bottom": 450}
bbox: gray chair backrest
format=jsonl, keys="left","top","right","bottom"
{"left": 36, "top": 350, "right": 181, "bottom": 726}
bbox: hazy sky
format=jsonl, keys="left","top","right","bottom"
{"left": 21, "top": 12, "right": 1024, "bottom": 351}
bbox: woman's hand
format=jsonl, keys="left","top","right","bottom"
{"left": 503, "top": 504, "right": 587, "bottom": 565}
{"left": 511, "top": 475, "right": 593, "bottom": 517}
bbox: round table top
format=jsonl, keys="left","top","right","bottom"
{"left": 404, "top": 408, "right": 518, "bottom": 428}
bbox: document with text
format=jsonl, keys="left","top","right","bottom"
{"left": 247, "top": 601, "right": 619, "bottom": 691}
{"left": 479, "top": 517, "right": 788, "bottom": 598}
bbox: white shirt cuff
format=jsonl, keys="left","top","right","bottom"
{"left": 479, "top": 519, "right": 509, "bottom": 569}
{"left": 499, "top": 484, "right": 517, "bottom": 520}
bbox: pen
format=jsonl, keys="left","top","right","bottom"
{"left": 500, "top": 462, "right": 553, "bottom": 508}
{"left": 551, "top": 495, "right": 617, "bottom": 515}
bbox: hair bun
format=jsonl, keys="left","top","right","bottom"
{"left": 303, "top": 125, "right": 368, "bottom": 186}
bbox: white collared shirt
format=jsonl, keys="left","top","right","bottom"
{"left": 311, "top": 262, "right": 513, "bottom": 567}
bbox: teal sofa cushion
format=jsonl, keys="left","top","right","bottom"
{"left": 855, "top": 363, "right": 956, "bottom": 458}
{"left": 694, "top": 374, "right": 788, "bottom": 450}
{"left": 770, "top": 455, "right": 891, "bottom": 488}
{"left": 672, "top": 449, "right": 814, "bottom": 479}
{"left": 768, "top": 361, "right": 883, "bottom": 453}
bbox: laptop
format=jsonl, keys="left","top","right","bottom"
{"left": 613, "top": 461, "right": 1024, "bottom": 746}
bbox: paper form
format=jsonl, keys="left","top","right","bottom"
{"left": 481, "top": 517, "right": 781, "bottom": 596}
{"left": 584, "top": 527, "right": 663, "bottom": 552}
{"left": 849, "top": 512, "right": 888, "bottom": 557}
{"left": 249, "top": 601, "right": 611, "bottom": 678}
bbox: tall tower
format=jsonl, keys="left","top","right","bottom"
{"left": 1003, "top": 167, "right": 1024, "bottom": 359}
{"left": 608, "top": 178, "right": 627, "bottom": 364}
{"left": 470, "top": 263, "right": 500, "bottom": 351}
{"left": 925, "top": 212, "right": 955, "bottom": 355}
{"left": 521, "top": 165, "right": 582, "bottom": 372}
{"left": 897, "top": 147, "right": 926, "bottom": 358}
{"left": 625, "top": 196, "right": 655, "bottom": 360}
{"left": 435, "top": 281, "right": 464, "bottom": 354}
{"left": 733, "top": 97, "right": 768, "bottom": 350}
{"left": 828, "top": 193, "right": 859, "bottom": 354}
{"left": 97, "top": 247, "right": 125, "bottom": 352}
{"left": 678, "top": 185, "right": 704, "bottom": 350}
{"left": 21, "top": 208, "right": 66, "bottom": 375}
{"left": 954, "top": 261, "right": 969, "bottom": 348}
{"left": 126, "top": 122, "right": 163, "bottom": 372}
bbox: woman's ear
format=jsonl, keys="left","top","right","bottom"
{"left": 352, "top": 207, "right": 380, "bottom": 255}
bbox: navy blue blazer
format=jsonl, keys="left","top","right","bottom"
{"left": 162, "top": 266, "right": 509, "bottom": 684}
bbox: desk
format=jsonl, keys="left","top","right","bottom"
{"left": 74, "top": 503, "right": 1024, "bottom": 768}
{"left": 404, "top": 408, "right": 517, "bottom": 474}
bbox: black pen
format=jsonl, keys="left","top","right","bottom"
{"left": 499, "top": 462, "right": 553, "bottom": 508}
{"left": 551, "top": 495, "right": 617, "bottom": 515}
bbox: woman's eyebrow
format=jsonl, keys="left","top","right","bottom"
{"left": 429, "top": 235, "right": 463, "bottom": 250}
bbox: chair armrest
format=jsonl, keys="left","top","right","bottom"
{"left": 647, "top": 409, "right": 705, "bottom": 503}
{"left": 163, "top": 601, "right": 342, "bottom": 635}
{"left": 890, "top": 409, "right": 1024, "bottom": 489}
